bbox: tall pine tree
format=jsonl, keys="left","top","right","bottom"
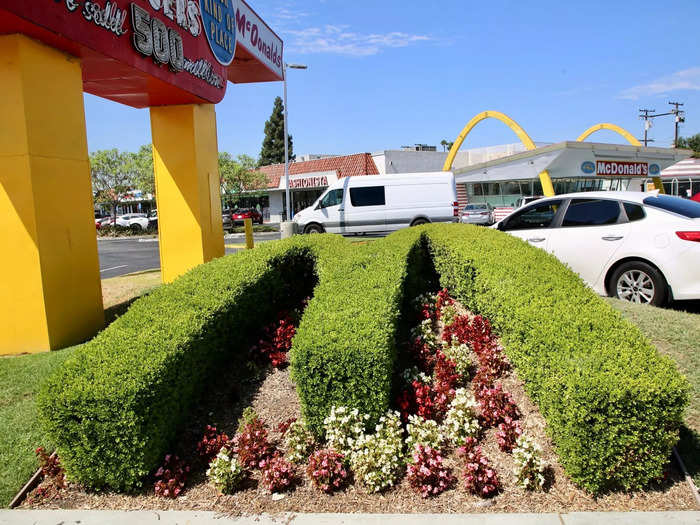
{"left": 259, "top": 96, "right": 294, "bottom": 166}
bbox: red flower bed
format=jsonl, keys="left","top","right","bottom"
{"left": 407, "top": 444, "right": 454, "bottom": 498}
{"left": 307, "top": 449, "right": 349, "bottom": 493}
{"left": 478, "top": 384, "right": 521, "bottom": 427}
{"left": 233, "top": 418, "right": 276, "bottom": 469}
{"left": 196, "top": 425, "right": 230, "bottom": 461}
{"left": 462, "top": 446, "right": 501, "bottom": 498}
{"left": 154, "top": 454, "right": 190, "bottom": 498}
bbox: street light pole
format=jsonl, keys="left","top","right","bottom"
{"left": 283, "top": 63, "right": 307, "bottom": 223}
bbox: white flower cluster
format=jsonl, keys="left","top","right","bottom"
{"left": 284, "top": 420, "right": 316, "bottom": 464}
{"left": 350, "top": 411, "right": 404, "bottom": 493}
{"left": 441, "top": 338, "right": 472, "bottom": 378}
{"left": 323, "top": 405, "right": 368, "bottom": 457}
{"left": 512, "top": 435, "right": 547, "bottom": 491}
{"left": 401, "top": 366, "right": 431, "bottom": 385}
{"left": 441, "top": 388, "right": 480, "bottom": 446}
{"left": 405, "top": 414, "right": 444, "bottom": 453}
{"left": 440, "top": 303, "right": 459, "bottom": 326}
{"left": 410, "top": 319, "right": 439, "bottom": 349}
{"left": 412, "top": 292, "right": 437, "bottom": 309}
{"left": 206, "top": 449, "right": 245, "bottom": 495}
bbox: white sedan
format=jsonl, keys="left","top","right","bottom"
{"left": 494, "top": 191, "right": 700, "bottom": 305}
{"left": 116, "top": 213, "right": 150, "bottom": 231}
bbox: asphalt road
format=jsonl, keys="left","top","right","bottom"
{"left": 98, "top": 232, "right": 281, "bottom": 279}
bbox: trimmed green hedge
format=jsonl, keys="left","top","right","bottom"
{"left": 38, "top": 235, "right": 345, "bottom": 490}
{"left": 291, "top": 231, "right": 436, "bottom": 435}
{"left": 424, "top": 224, "right": 689, "bottom": 492}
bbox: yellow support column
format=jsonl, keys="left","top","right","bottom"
{"left": 150, "top": 104, "right": 225, "bottom": 283}
{"left": 0, "top": 35, "right": 104, "bottom": 354}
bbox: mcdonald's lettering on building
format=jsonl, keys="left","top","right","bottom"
{"left": 596, "top": 161, "right": 649, "bottom": 177}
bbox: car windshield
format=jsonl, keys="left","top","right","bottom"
{"left": 643, "top": 195, "right": 700, "bottom": 218}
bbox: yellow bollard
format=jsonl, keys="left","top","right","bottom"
{"left": 244, "top": 218, "right": 254, "bottom": 249}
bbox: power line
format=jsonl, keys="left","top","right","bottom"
{"left": 637, "top": 102, "right": 685, "bottom": 147}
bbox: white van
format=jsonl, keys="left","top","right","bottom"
{"left": 292, "top": 172, "right": 459, "bottom": 234}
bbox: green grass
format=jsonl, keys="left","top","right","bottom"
{"left": 0, "top": 347, "right": 78, "bottom": 507}
{"left": 607, "top": 298, "right": 700, "bottom": 485}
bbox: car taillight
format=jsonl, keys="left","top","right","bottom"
{"left": 676, "top": 231, "right": 700, "bottom": 242}
{"left": 453, "top": 201, "right": 459, "bottom": 217}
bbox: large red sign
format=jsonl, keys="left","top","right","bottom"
{"left": 0, "top": 0, "right": 282, "bottom": 108}
{"left": 596, "top": 161, "right": 649, "bottom": 177}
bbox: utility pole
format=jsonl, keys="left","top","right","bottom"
{"left": 668, "top": 101, "right": 685, "bottom": 148}
{"left": 639, "top": 109, "right": 655, "bottom": 147}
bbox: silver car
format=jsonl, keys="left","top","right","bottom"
{"left": 460, "top": 203, "right": 494, "bottom": 225}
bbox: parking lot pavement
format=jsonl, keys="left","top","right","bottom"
{"left": 98, "top": 233, "right": 279, "bottom": 278}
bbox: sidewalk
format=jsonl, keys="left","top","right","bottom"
{"left": 1, "top": 511, "right": 698, "bottom": 525}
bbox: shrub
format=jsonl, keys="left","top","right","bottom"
{"left": 154, "top": 454, "right": 189, "bottom": 498}
{"left": 39, "top": 235, "right": 337, "bottom": 490}
{"left": 260, "top": 456, "right": 296, "bottom": 493}
{"left": 405, "top": 415, "right": 444, "bottom": 452}
{"left": 284, "top": 420, "right": 316, "bottom": 464}
{"left": 291, "top": 233, "right": 437, "bottom": 435}
{"left": 512, "top": 435, "right": 547, "bottom": 491}
{"left": 233, "top": 418, "right": 275, "bottom": 469}
{"left": 462, "top": 446, "right": 500, "bottom": 498}
{"left": 406, "top": 444, "right": 454, "bottom": 498}
{"left": 306, "top": 449, "right": 349, "bottom": 493}
{"left": 442, "top": 388, "right": 480, "bottom": 447}
{"left": 477, "top": 384, "right": 520, "bottom": 428}
{"left": 426, "top": 224, "right": 689, "bottom": 491}
{"left": 495, "top": 417, "right": 523, "bottom": 453}
{"left": 196, "top": 425, "right": 231, "bottom": 462}
{"left": 206, "top": 449, "right": 246, "bottom": 495}
{"left": 323, "top": 406, "right": 368, "bottom": 457}
{"left": 350, "top": 411, "right": 404, "bottom": 493}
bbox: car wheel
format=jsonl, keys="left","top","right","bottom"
{"left": 130, "top": 223, "right": 141, "bottom": 233}
{"left": 304, "top": 223, "right": 324, "bottom": 234}
{"left": 411, "top": 218, "right": 429, "bottom": 227}
{"left": 611, "top": 261, "right": 668, "bottom": 306}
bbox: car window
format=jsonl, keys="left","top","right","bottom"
{"left": 561, "top": 199, "right": 621, "bottom": 227}
{"left": 643, "top": 194, "right": 700, "bottom": 218}
{"left": 319, "top": 189, "right": 344, "bottom": 209}
{"left": 350, "top": 186, "right": 385, "bottom": 207}
{"left": 503, "top": 200, "right": 562, "bottom": 231}
{"left": 623, "top": 202, "right": 645, "bottom": 222}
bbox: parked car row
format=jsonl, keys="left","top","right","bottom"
{"left": 95, "top": 212, "right": 157, "bottom": 231}
{"left": 222, "top": 208, "right": 264, "bottom": 231}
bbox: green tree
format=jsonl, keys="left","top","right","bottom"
{"left": 219, "top": 152, "right": 266, "bottom": 207}
{"left": 440, "top": 139, "right": 454, "bottom": 152}
{"left": 259, "top": 96, "right": 294, "bottom": 166}
{"left": 128, "top": 144, "right": 155, "bottom": 196}
{"left": 90, "top": 149, "right": 134, "bottom": 219}
{"left": 677, "top": 133, "right": 700, "bottom": 157}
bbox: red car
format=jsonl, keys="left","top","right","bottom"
{"left": 231, "top": 208, "right": 263, "bottom": 225}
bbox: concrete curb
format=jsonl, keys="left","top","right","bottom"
{"left": 1, "top": 511, "right": 698, "bottom": 525}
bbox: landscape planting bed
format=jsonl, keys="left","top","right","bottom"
{"left": 22, "top": 295, "right": 696, "bottom": 513}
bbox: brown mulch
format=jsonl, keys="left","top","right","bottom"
{"left": 22, "top": 305, "right": 699, "bottom": 513}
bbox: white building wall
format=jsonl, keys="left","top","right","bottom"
{"left": 269, "top": 191, "right": 283, "bottom": 223}
{"left": 371, "top": 143, "right": 537, "bottom": 175}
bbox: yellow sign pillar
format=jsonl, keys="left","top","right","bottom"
{"left": 150, "top": 104, "right": 225, "bottom": 283}
{"left": 0, "top": 35, "right": 104, "bottom": 354}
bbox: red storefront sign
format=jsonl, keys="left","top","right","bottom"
{"left": 596, "top": 161, "right": 649, "bottom": 177}
{"left": 0, "top": 0, "right": 282, "bottom": 108}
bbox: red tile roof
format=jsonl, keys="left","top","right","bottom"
{"left": 256, "top": 153, "right": 379, "bottom": 189}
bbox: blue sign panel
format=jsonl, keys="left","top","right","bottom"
{"left": 649, "top": 163, "right": 661, "bottom": 175}
{"left": 200, "top": 0, "right": 236, "bottom": 66}
{"left": 581, "top": 161, "right": 595, "bottom": 174}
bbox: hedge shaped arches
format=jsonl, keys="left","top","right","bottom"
{"left": 40, "top": 226, "right": 688, "bottom": 494}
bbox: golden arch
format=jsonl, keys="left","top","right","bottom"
{"left": 442, "top": 110, "right": 555, "bottom": 196}
{"left": 577, "top": 123, "right": 664, "bottom": 193}
{"left": 576, "top": 123, "right": 641, "bottom": 146}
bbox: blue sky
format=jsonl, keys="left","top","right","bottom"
{"left": 84, "top": 0, "right": 700, "bottom": 157}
